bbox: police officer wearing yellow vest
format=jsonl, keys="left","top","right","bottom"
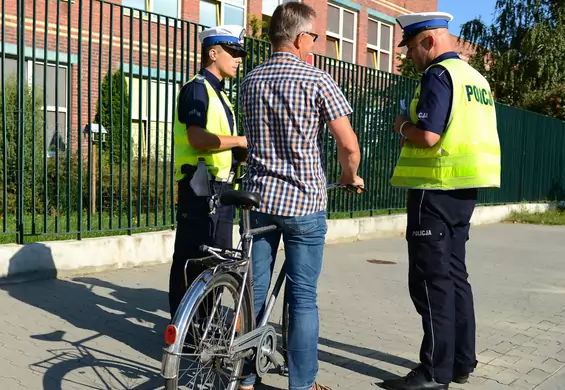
{"left": 169, "top": 25, "right": 248, "bottom": 320}
{"left": 382, "top": 12, "right": 501, "bottom": 390}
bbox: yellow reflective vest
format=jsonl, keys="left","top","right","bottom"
{"left": 390, "top": 58, "right": 501, "bottom": 190}
{"left": 173, "top": 74, "right": 234, "bottom": 182}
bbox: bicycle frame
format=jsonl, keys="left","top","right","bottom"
{"left": 161, "top": 207, "right": 282, "bottom": 380}
{"left": 161, "top": 183, "right": 365, "bottom": 382}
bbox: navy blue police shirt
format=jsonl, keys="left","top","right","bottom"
{"left": 415, "top": 51, "right": 460, "bottom": 136}
{"left": 177, "top": 68, "right": 235, "bottom": 135}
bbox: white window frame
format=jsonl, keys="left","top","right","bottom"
{"left": 199, "top": 0, "right": 247, "bottom": 28}
{"left": 326, "top": 2, "right": 357, "bottom": 64}
{"left": 122, "top": 0, "right": 181, "bottom": 26}
{"left": 367, "top": 17, "right": 393, "bottom": 72}
{"left": 130, "top": 75, "right": 179, "bottom": 124}
{"left": 26, "top": 60, "right": 68, "bottom": 157}
{"left": 262, "top": 0, "right": 297, "bottom": 17}
{"left": 130, "top": 75, "right": 180, "bottom": 157}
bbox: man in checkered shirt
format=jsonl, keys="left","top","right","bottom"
{"left": 238, "top": 3, "right": 363, "bottom": 390}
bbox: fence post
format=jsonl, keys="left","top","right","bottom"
{"left": 16, "top": 0, "right": 26, "bottom": 244}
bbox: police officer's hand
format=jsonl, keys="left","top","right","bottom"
{"left": 394, "top": 115, "right": 411, "bottom": 133}
{"left": 237, "top": 136, "right": 248, "bottom": 148}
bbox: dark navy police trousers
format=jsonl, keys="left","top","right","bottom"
{"left": 405, "top": 188, "right": 479, "bottom": 384}
{"left": 168, "top": 178, "right": 234, "bottom": 320}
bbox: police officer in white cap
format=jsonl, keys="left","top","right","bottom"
{"left": 382, "top": 11, "right": 501, "bottom": 390}
{"left": 169, "top": 25, "right": 248, "bottom": 325}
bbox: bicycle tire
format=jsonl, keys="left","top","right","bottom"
{"left": 164, "top": 272, "right": 253, "bottom": 390}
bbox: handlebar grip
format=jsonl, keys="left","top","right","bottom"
{"left": 346, "top": 184, "right": 366, "bottom": 194}
{"left": 327, "top": 183, "right": 367, "bottom": 193}
{"left": 199, "top": 245, "right": 210, "bottom": 253}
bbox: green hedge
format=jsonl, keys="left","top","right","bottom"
{"left": 2, "top": 153, "right": 170, "bottom": 216}
{"left": 0, "top": 71, "right": 169, "bottom": 217}
{"left": 0, "top": 75, "right": 46, "bottom": 213}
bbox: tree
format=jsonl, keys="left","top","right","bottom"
{"left": 396, "top": 52, "right": 422, "bottom": 80}
{"left": 248, "top": 14, "right": 270, "bottom": 41}
{"left": 458, "top": 0, "right": 565, "bottom": 112}
{"left": 94, "top": 68, "right": 131, "bottom": 163}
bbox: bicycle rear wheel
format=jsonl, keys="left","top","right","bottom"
{"left": 164, "top": 272, "right": 253, "bottom": 390}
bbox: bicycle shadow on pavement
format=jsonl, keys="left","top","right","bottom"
{"left": 319, "top": 336, "right": 416, "bottom": 372}
{"left": 1, "top": 243, "right": 170, "bottom": 389}
{"left": 268, "top": 322, "right": 409, "bottom": 382}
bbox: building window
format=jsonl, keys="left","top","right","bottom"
{"left": 0, "top": 57, "right": 18, "bottom": 79}
{"left": 0, "top": 57, "right": 69, "bottom": 157}
{"left": 326, "top": 3, "right": 357, "bottom": 63}
{"left": 28, "top": 61, "right": 69, "bottom": 157}
{"left": 122, "top": 0, "right": 180, "bottom": 19}
{"left": 130, "top": 76, "right": 178, "bottom": 158}
{"left": 366, "top": 18, "right": 393, "bottom": 72}
{"left": 199, "top": 0, "right": 246, "bottom": 28}
{"left": 262, "top": 0, "right": 295, "bottom": 17}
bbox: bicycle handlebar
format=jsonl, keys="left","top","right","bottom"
{"left": 326, "top": 183, "right": 367, "bottom": 194}
{"left": 198, "top": 183, "right": 365, "bottom": 255}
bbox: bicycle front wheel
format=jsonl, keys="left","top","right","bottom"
{"left": 164, "top": 272, "right": 253, "bottom": 390}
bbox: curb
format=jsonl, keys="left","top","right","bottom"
{"left": 0, "top": 202, "right": 552, "bottom": 284}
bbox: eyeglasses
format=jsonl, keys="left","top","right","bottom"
{"left": 302, "top": 32, "right": 319, "bottom": 42}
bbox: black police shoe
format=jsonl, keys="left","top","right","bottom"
{"left": 380, "top": 366, "right": 449, "bottom": 390}
{"left": 452, "top": 373, "right": 469, "bottom": 384}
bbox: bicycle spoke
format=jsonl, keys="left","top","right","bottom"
{"left": 175, "top": 280, "right": 244, "bottom": 389}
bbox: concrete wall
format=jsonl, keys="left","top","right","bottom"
{"left": 0, "top": 202, "right": 551, "bottom": 283}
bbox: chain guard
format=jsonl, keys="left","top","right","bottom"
{"left": 255, "top": 326, "right": 277, "bottom": 378}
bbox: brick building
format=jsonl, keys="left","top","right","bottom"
{"left": 0, "top": 0, "right": 475, "bottom": 158}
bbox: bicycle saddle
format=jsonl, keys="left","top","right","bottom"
{"left": 220, "top": 190, "right": 261, "bottom": 209}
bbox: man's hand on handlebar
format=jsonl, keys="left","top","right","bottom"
{"left": 338, "top": 174, "right": 365, "bottom": 189}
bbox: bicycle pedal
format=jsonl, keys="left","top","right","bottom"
{"left": 278, "top": 364, "right": 289, "bottom": 376}
{"left": 267, "top": 352, "right": 282, "bottom": 368}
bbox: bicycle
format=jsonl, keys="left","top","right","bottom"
{"left": 160, "top": 182, "right": 366, "bottom": 390}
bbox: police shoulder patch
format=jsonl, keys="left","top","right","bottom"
{"left": 189, "top": 75, "right": 205, "bottom": 85}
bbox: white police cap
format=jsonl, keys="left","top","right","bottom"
{"left": 199, "top": 25, "right": 247, "bottom": 55}
{"left": 396, "top": 12, "right": 454, "bottom": 47}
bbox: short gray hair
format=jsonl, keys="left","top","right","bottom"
{"left": 268, "top": 2, "right": 316, "bottom": 48}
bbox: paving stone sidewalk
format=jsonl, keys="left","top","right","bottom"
{"left": 0, "top": 223, "right": 564, "bottom": 390}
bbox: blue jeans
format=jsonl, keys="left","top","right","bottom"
{"left": 239, "top": 210, "right": 327, "bottom": 390}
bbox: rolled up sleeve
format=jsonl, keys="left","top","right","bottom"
{"left": 318, "top": 72, "right": 353, "bottom": 123}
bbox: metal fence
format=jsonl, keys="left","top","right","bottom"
{"left": 1, "top": 0, "right": 564, "bottom": 244}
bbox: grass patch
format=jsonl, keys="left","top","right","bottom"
{"left": 0, "top": 211, "right": 175, "bottom": 244}
{"left": 505, "top": 206, "right": 565, "bottom": 225}
{"left": 0, "top": 207, "right": 408, "bottom": 245}
{"left": 327, "top": 208, "right": 405, "bottom": 219}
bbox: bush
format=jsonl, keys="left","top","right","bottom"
{"left": 96, "top": 154, "right": 169, "bottom": 215}
{"left": 34, "top": 152, "right": 169, "bottom": 216}
{"left": 0, "top": 74, "right": 46, "bottom": 214}
{"left": 1, "top": 146, "right": 169, "bottom": 219}
{"left": 522, "top": 85, "right": 565, "bottom": 120}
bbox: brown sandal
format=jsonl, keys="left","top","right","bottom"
{"left": 239, "top": 381, "right": 331, "bottom": 390}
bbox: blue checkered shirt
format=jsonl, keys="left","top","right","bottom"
{"left": 240, "top": 52, "right": 353, "bottom": 216}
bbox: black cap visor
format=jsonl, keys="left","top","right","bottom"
{"left": 219, "top": 41, "right": 247, "bottom": 57}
